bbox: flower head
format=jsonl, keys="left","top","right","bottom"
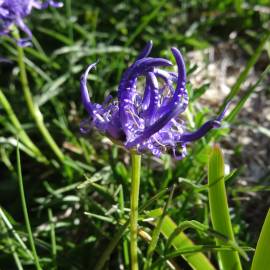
{"left": 0, "top": 0, "right": 63, "bottom": 46}
{"left": 80, "top": 42, "right": 228, "bottom": 159}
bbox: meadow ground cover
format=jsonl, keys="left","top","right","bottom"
{"left": 0, "top": 1, "right": 269, "bottom": 269}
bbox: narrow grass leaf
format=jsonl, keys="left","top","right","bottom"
{"left": 152, "top": 245, "right": 253, "bottom": 268}
{"left": 118, "top": 185, "right": 130, "bottom": 268}
{"left": 144, "top": 186, "right": 175, "bottom": 270}
{"left": 226, "top": 65, "right": 270, "bottom": 123}
{"left": 16, "top": 141, "right": 42, "bottom": 270}
{"left": 24, "top": 46, "right": 59, "bottom": 68}
{"left": 48, "top": 209, "right": 57, "bottom": 264}
{"left": 125, "top": 0, "right": 166, "bottom": 46}
{"left": 94, "top": 189, "right": 171, "bottom": 270}
{"left": 165, "top": 220, "right": 248, "bottom": 260}
{"left": 37, "top": 73, "right": 70, "bottom": 106}
{"left": 0, "top": 207, "right": 33, "bottom": 259}
{"left": 0, "top": 218, "right": 24, "bottom": 270}
{"left": 0, "top": 137, "right": 41, "bottom": 161}
{"left": 84, "top": 212, "right": 114, "bottom": 223}
{"left": 222, "top": 31, "right": 270, "bottom": 109}
{"left": 138, "top": 229, "right": 177, "bottom": 270}
{"left": 139, "top": 188, "right": 168, "bottom": 212}
{"left": 147, "top": 208, "right": 216, "bottom": 270}
{"left": 37, "top": 27, "right": 73, "bottom": 45}
{"left": 95, "top": 221, "right": 129, "bottom": 270}
{"left": 0, "top": 90, "right": 48, "bottom": 163}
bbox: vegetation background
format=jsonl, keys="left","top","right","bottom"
{"left": 0, "top": 0, "right": 269, "bottom": 269}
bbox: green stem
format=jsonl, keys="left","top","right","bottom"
{"left": 14, "top": 29, "right": 65, "bottom": 163}
{"left": 16, "top": 143, "right": 42, "bottom": 270}
{"left": 0, "top": 89, "right": 48, "bottom": 164}
{"left": 48, "top": 209, "right": 57, "bottom": 270}
{"left": 130, "top": 153, "right": 141, "bottom": 270}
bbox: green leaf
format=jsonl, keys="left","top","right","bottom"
{"left": 221, "top": 31, "right": 270, "bottom": 111}
{"left": 144, "top": 186, "right": 175, "bottom": 270}
{"left": 147, "top": 208, "right": 216, "bottom": 270}
{"left": 208, "top": 144, "right": 243, "bottom": 270}
{"left": 251, "top": 209, "right": 270, "bottom": 270}
{"left": 226, "top": 65, "right": 270, "bottom": 123}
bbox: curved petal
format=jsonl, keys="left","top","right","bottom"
{"left": 15, "top": 17, "right": 32, "bottom": 46}
{"left": 119, "top": 57, "right": 172, "bottom": 93}
{"left": 125, "top": 48, "right": 188, "bottom": 149}
{"left": 180, "top": 120, "right": 220, "bottom": 142}
{"left": 37, "top": 1, "right": 63, "bottom": 9}
{"left": 47, "top": 1, "right": 63, "bottom": 8}
{"left": 153, "top": 68, "right": 177, "bottom": 83}
{"left": 80, "top": 63, "right": 97, "bottom": 115}
{"left": 142, "top": 72, "right": 159, "bottom": 126}
{"left": 119, "top": 57, "right": 172, "bottom": 137}
{"left": 135, "top": 40, "right": 153, "bottom": 60}
{"left": 157, "top": 47, "right": 188, "bottom": 116}
{"left": 0, "top": 7, "right": 9, "bottom": 16}
{"left": 180, "top": 104, "right": 229, "bottom": 142}
{"left": 141, "top": 76, "right": 151, "bottom": 111}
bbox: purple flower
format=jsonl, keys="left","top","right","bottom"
{"left": 0, "top": 0, "right": 63, "bottom": 46}
{"left": 80, "top": 42, "right": 228, "bottom": 159}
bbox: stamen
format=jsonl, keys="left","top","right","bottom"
{"left": 153, "top": 135, "right": 167, "bottom": 151}
{"left": 126, "top": 108, "right": 143, "bottom": 129}
{"left": 95, "top": 113, "right": 105, "bottom": 122}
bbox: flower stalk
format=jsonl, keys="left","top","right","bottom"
{"left": 14, "top": 28, "right": 65, "bottom": 163}
{"left": 130, "top": 152, "right": 141, "bottom": 270}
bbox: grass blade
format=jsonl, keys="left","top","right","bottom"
{"left": 222, "top": 31, "right": 270, "bottom": 110}
{"left": 0, "top": 207, "right": 33, "bottom": 258}
{"left": 94, "top": 189, "right": 170, "bottom": 270}
{"left": 119, "top": 185, "right": 130, "bottom": 268}
{"left": 0, "top": 217, "right": 24, "bottom": 270}
{"left": 125, "top": 0, "right": 166, "bottom": 46}
{"left": 48, "top": 209, "right": 57, "bottom": 269}
{"left": 0, "top": 89, "right": 48, "bottom": 164}
{"left": 65, "top": 0, "right": 73, "bottom": 41}
{"left": 226, "top": 65, "right": 270, "bottom": 123}
{"left": 16, "top": 141, "right": 42, "bottom": 270}
{"left": 95, "top": 221, "right": 129, "bottom": 270}
{"left": 144, "top": 186, "right": 175, "bottom": 270}
{"left": 251, "top": 209, "right": 270, "bottom": 270}
{"left": 147, "top": 208, "right": 216, "bottom": 270}
{"left": 165, "top": 220, "right": 248, "bottom": 260}
{"left": 153, "top": 245, "right": 253, "bottom": 268}
{"left": 208, "top": 144, "right": 242, "bottom": 270}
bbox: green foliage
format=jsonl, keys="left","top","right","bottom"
{"left": 251, "top": 209, "right": 270, "bottom": 270}
{"left": 0, "top": 0, "right": 269, "bottom": 269}
{"left": 208, "top": 145, "right": 243, "bottom": 270}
